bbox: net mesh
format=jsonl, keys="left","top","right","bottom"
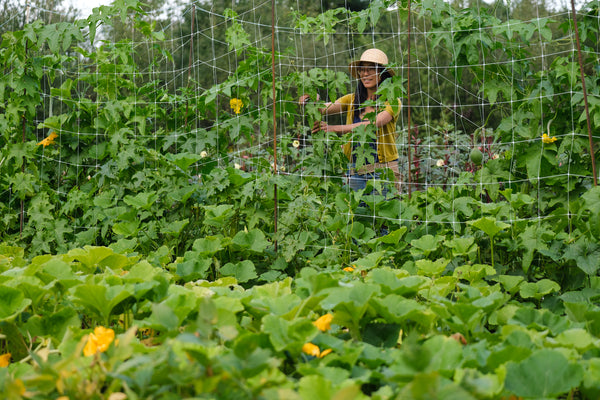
{"left": 2, "top": 0, "right": 599, "bottom": 262}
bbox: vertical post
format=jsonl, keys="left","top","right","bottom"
{"left": 20, "top": 2, "right": 31, "bottom": 237}
{"left": 570, "top": 0, "right": 597, "bottom": 186}
{"left": 271, "top": 0, "right": 278, "bottom": 251}
{"left": 184, "top": 5, "right": 195, "bottom": 130}
{"left": 405, "top": 0, "right": 413, "bottom": 197}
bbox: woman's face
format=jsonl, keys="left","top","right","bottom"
{"left": 358, "top": 63, "right": 381, "bottom": 90}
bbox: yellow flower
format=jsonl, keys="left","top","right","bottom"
{"left": 37, "top": 131, "right": 58, "bottom": 147}
{"left": 541, "top": 133, "right": 557, "bottom": 144}
{"left": 436, "top": 159, "right": 445, "bottom": 167}
{"left": 313, "top": 313, "right": 333, "bottom": 332}
{"left": 292, "top": 140, "right": 300, "bottom": 148}
{"left": 83, "top": 326, "right": 115, "bottom": 357}
{"left": 230, "top": 98, "right": 243, "bottom": 114}
{"left": 200, "top": 151, "right": 208, "bottom": 158}
{"left": 302, "top": 343, "right": 332, "bottom": 358}
{"left": 343, "top": 266, "right": 354, "bottom": 272}
{"left": 0, "top": 353, "right": 11, "bottom": 367}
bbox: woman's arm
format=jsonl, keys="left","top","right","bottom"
{"left": 312, "top": 109, "right": 393, "bottom": 135}
{"left": 299, "top": 94, "right": 343, "bottom": 116}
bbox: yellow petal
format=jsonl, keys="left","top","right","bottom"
{"left": 230, "top": 98, "right": 243, "bottom": 114}
{"left": 302, "top": 342, "right": 320, "bottom": 357}
{"left": 313, "top": 313, "right": 333, "bottom": 332}
{"left": 0, "top": 353, "right": 11, "bottom": 367}
{"left": 83, "top": 333, "right": 98, "bottom": 357}
{"left": 37, "top": 131, "right": 58, "bottom": 147}
{"left": 94, "top": 326, "right": 115, "bottom": 353}
{"left": 318, "top": 348, "right": 332, "bottom": 358}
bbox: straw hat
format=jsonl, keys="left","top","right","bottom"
{"left": 349, "top": 48, "right": 394, "bottom": 78}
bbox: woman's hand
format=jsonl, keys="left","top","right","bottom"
{"left": 299, "top": 93, "right": 320, "bottom": 107}
{"left": 312, "top": 120, "right": 334, "bottom": 134}
{"left": 299, "top": 94, "right": 310, "bottom": 106}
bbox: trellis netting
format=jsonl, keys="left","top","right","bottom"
{"left": 1, "top": 0, "right": 599, "bottom": 265}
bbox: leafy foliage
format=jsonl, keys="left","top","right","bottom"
{"left": 1, "top": 0, "right": 600, "bottom": 398}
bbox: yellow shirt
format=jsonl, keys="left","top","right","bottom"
{"left": 338, "top": 94, "right": 402, "bottom": 163}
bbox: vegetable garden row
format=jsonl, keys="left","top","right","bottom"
{"left": 1, "top": 0, "right": 600, "bottom": 398}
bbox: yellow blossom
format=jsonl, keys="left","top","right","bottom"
{"left": 302, "top": 343, "right": 332, "bottom": 358}
{"left": 436, "top": 159, "right": 445, "bottom": 167}
{"left": 37, "top": 131, "right": 58, "bottom": 147}
{"left": 200, "top": 151, "right": 208, "bottom": 158}
{"left": 313, "top": 313, "right": 333, "bottom": 332}
{"left": 230, "top": 98, "right": 243, "bottom": 114}
{"left": 292, "top": 140, "right": 300, "bottom": 148}
{"left": 541, "top": 133, "right": 557, "bottom": 144}
{"left": 0, "top": 353, "right": 11, "bottom": 367}
{"left": 8, "top": 378, "right": 25, "bottom": 396}
{"left": 83, "top": 326, "right": 115, "bottom": 357}
{"left": 343, "top": 266, "right": 354, "bottom": 272}
{"left": 319, "top": 348, "right": 332, "bottom": 357}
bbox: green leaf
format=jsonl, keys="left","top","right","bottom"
{"left": 176, "top": 253, "right": 212, "bottom": 282}
{"left": 23, "top": 308, "right": 80, "bottom": 343}
{"left": 504, "top": 349, "right": 584, "bottom": 398}
{"left": 362, "top": 322, "right": 402, "bottom": 348}
{"left": 261, "top": 314, "right": 318, "bottom": 353}
{"left": 192, "top": 236, "right": 224, "bottom": 255}
{"left": 202, "top": 204, "right": 234, "bottom": 228}
{"left": 491, "top": 275, "right": 524, "bottom": 295}
{"left": 160, "top": 219, "right": 189, "bottom": 236}
{"left": 371, "top": 295, "right": 425, "bottom": 323}
{"left": 112, "top": 220, "right": 140, "bottom": 237}
{"left": 444, "top": 237, "right": 478, "bottom": 259}
{"left": 453, "top": 264, "right": 495, "bottom": 283}
{"left": 232, "top": 229, "right": 270, "bottom": 253}
{"left": 469, "top": 217, "right": 510, "bottom": 239}
{"left": 66, "top": 246, "right": 131, "bottom": 272}
{"left": 139, "top": 288, "right": 200, "bottom": 333}
{"left": 366, "top": 269, "right": 429, "bottom": 296}
{"left": 139, "top": 302, "right": 180, "bottom": 332}
{"left": 554, "top": 328, "right": 599, "bottom": 351}
{"left": 123, "top": 191, "right": 158, "bottom": 210}
{"left": 416, "top": 258, "right": 450, "bottom": 277}
{"left": 70, "top": 283, "right": 133, "bottom": 325}
{"left": 0, "top": 286, "right": 31, "bottom": 322}
{"left": 563, "top": 237, "right": 600, "bottom": 276}
{"left": 0, "top": 321, "right": 29, "bottom": 361}
{"left": 165, "top": 152, "right": 203, "bottom": 171}
{"left": 220, "top": 260, "right": 257, "bottom": 283}
{"left": 320, "top": 282, "right": 379, "bottom": 339}
{"left": 519, "top": 279, "right": 560, "bottom": 300}
{"left": 423, "top": 335, "right": 464, "bottom": 375}
{"left": 298, "top": 375, "right": 332, "bottom": 400}
{"left": 410, "top": 234, "right": 444, "bottom": 258}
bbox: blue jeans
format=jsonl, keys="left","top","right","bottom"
{"left": 348, "top": 171, "right": 379, "bottom": 191}
{"left": 347, "top": 167, "right": 389, "bottom": 197}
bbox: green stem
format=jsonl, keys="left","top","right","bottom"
{"left": 490, "top": 237, "right": 495, "bottom": 268}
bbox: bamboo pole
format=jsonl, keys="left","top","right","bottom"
{"left": 271, "top": 0, "right": 278, "bottom": 251}
{"left": 570, "top": 0, "right": 597, "bottom": 186}
{"left": 405, "top": 0, "right": 413, "bottom": 197}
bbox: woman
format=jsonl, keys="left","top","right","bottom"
{"left": 300, "top": 48, "right": 402, "bottom": 193}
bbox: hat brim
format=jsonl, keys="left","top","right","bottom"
{"left": 349, "top": 60, "right": 395, "bottom": 79}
